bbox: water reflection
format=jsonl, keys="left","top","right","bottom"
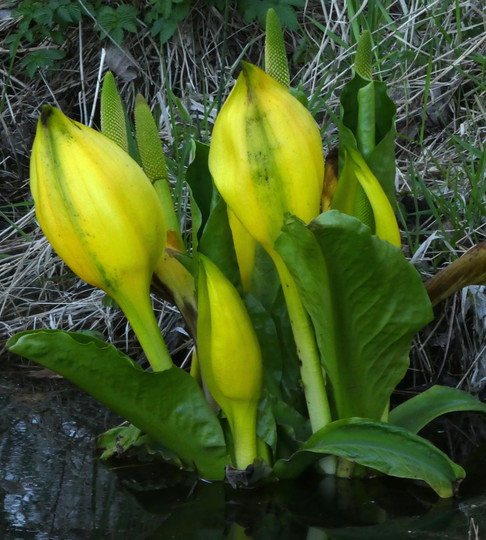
{"left": 1, "top": 369, "right": 485, "bottom": 539}
{"left": 0, "top": 371, "right": 163, "bottom": 538}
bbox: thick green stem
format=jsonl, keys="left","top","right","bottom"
{"left": 268, "top": 249, "right": 332, "bottom": 432}
{"left": 229, "top": 404, "right": 258, "bottom": 469}
{"left": 115, "top": 289, "right": 173, "bottom": 372}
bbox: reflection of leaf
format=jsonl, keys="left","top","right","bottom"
{"left": 274, "top": 418, "right": 464, "bottom": 498}
{"left": 322, "top": 500, "right": 463, "bottom": 539}
{"left": 7, "top": 330, "right": 228, "bottom": 479}
{"left": 389, "top": 385, "right": 486, "bottom": 433}
{"left": 275, "top": 211, "right": 433, "bottom": 420}
{"left": 144, "top": 482, "right": 227, "bottom": 537}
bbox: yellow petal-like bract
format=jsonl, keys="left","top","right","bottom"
{"left": 31, "top": 106, "right": 166, "bottom": 295}
{"left": 209, "top": 62, "right": 324, "bottom": 248}
{"left": 197, "top": 254, "right": 262, "bottom": 468}
{"left": 31, "top": 105, "right": 172, "bottom": 370}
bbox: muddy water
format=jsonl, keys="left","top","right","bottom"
{"left": 1, "top": 367, "right": 486, "bottom": 539}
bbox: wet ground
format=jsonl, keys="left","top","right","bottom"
{"left": 1, "top": 363, "right": 486, "bottom": 539}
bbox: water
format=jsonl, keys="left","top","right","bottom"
{"left": 1, "top": 366, "right": 485, "bottom": 539}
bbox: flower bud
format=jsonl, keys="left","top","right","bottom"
{"left": 209, "top": 62, "right": 324, "bottom": 249}
{"left": 197, "top": 254, "right": 262, "bottom": 469}
{"left": 30, "top": 105, "right": 172, "bottom": 370}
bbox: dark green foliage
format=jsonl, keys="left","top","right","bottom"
{"left": 8, "top": 0, "right": 195, "bottom": 76}
{"left": 96, "top": 4, "right": 138, "bottom": 43}
{"left": 145, "top": 0, "right": 194, "bottom": 44}
{"left": 238, "top": 0, "right": 304, "bottom": 30}
{"left": 8, "top": 0, "right": 305, "bottom": 77}
{"left": 20, "top": 48, "right": 66, "bottom": 78}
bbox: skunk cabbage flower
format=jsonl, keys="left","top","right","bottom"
{"left": 209, "top": 62, "right": 324, "bottom": 249}
{"left": 331, "top": 147, "right": 401, "bottom": 247}
{"left": 197, "top": 254, "right": 262, "bottom": 469}
{"left": 30, "top": 105, "right": 172, "bottom": 371}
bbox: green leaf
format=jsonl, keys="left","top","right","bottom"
{"left": 332, "top": 147, "right": 401, "bottom": 247}
{"left": 339, "top": 75, "right": 397, "bottom": 204}
{"left": 249, "top": 246, "right": 302, "bottom": 408}
{"left": 275, "top": 211, "right": 433, "bottom": 421}
{"left": 20, "top": 49, "right": 66, "bottom": 77}
{"left": 389, "top": 385, "right": 486, "bottom": 434}
{"left": 238, "top": 0, "right": 303, "bottom": 30}
{"left": 185, "top": 141, "right": 214, "bottom": 245}
{"left": 7, "top": 330, "right": 228, "bottom": 479}
{"left": 245, "top": 294, "right": 284, "bottom": 399}
{"left": 143, "top": 0, "right": 192, "bottom": 43}
{"left": 274, "top": 418, "right": 465, "bottom": 497}
{"left": 257, "top": 392, "right": 278, "bottom": 452}
{"left": 198, "top": 197, "right": 240, "bottom": 288}
{"left": 273, "top": 398, "right": 311, "bottom": 447}
{"left": 98, "top": 423, "right": 180, "bottom": 462}
{"left": 97, "top": 4, "right": 139, "bottom": 43}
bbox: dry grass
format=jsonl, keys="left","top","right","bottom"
{"left": 1, "top": 1, "right": 485, "bottom": 393}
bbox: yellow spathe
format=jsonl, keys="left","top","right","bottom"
{"left": 31, "top": 105, "right": 172, "bottom": 370}
{"left": 209, "top": 62, "right": 324, "bottom": 248}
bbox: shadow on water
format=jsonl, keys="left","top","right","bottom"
{"left": 1, "top": 365, "right": 486, "bottom": 539}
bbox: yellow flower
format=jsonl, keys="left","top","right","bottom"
{"left": 197, "top": 254, "right": 262, "bottom": 469}
{"left": 30, "top": 105, "right": 172, "bottom": 370}
{"left": 332, "top": 147, "right": 401, "bottom": 247}
{"left": 209, "top": 62, "right": 324, "bottom": 249}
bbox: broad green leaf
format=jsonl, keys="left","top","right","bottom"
{"left": 273, "top": 398, "right": 311, "bottom": 447}
{"left": 257, "top": 392, "right": 278, "bottom": 452}
{"left": 340, "top": 74, "right": 396, "bottom": 204}
{"left": 248, "top": 246, "right": 303, "bottom": 408}
{"left": 198, "top": 197, "right": 240, "bottom": 288}
{"left": 245, "top": 294, "right": 284, "bottom": 399}
{"left": 185, "top": 141, "right": 213, "bottom": 245}
{"left": 389, "top": 385, "right": 486, "bottom": 433}
{"left": 7, "top": 330, "right": 228, "bottom": 479}
{"left": 273, "top": 418, "right": 464, "bottom": 498}
{"left": 275, "top": 211, "right": 433, "bottom": 421}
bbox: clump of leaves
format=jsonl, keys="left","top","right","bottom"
{"left": 237, "top": 0, "right": 305, "bottom": 30}
{"left": 7, "top": 0, "right": 194, "bottom": 77}
{"left": 7, "top": 0, "right": 306, "bottom": 77}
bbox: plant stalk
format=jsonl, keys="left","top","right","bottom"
{"left": 268, "top": 249, "right": 332, "bottom": 432}
{"left": 116, "top": 289, "right": 173, "bottom": 372}
{"left": 229, "top": 405, "right": 259, "bottom": 470}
